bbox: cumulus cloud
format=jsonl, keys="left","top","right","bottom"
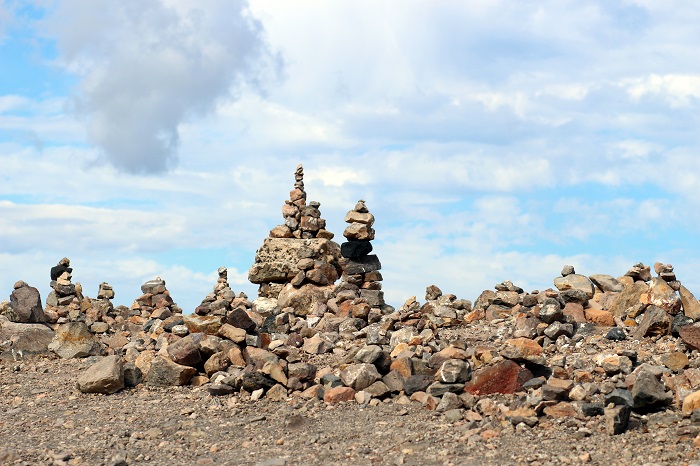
{"left": 41, "top": 0, "right": 279, "bottom": 174}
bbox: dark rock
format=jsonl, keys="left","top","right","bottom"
{"left": 50, "top": 264, "right": 72, "bottom": 281}
{"left": 9, "top": 283, "right": 44, "bottom": 323}
{"left": 341, "top": 255, "right": 382, "bottom": 275}
{"left": 241, "top": 372, "right": 276, "bottom": 393}
{"left": 341, "top": 241, "right": 373, "bottom": 259}
{"left": 144, "top": 356, "right": 197, "bottom": 386}
{"left": 123, "top": 362, "right": 143, "bottom": 387}
{"left": 605, "top": 388, "right": 634, "bottom": 408}
{"left": 208, "top": 383, "right": 236, "bottom": 396}
{"left": 605, "top": 328, "right": 627, "bottom": 341}
{"left": 632, "top": 370, "right": 672, "bottom": 411}
{"left": 426, "top": 382, "right": 464, "bottom": 397}
{"left": 581, "top": 402, "right": 605, "bottom": 417}
{"left": 224, "top": 308, "right": 257, "bottom": 334}
{"left": 403, "top": 375, "right": 433, "bottom": 396}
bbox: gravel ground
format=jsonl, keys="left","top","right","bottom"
{"left": 2, "top": 355, "right": 700, "bottom": 466}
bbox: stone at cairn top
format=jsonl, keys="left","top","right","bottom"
{"left": 269, "top": 164, "right": 334, "bottom": 240}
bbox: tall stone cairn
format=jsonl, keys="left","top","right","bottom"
{"left": 339, "top": 200, "right": 385, "bottom": 308}
{"left": 249, "top": 164, "right": 342, "bottom": 301}
{"left": 269, "top": 163, "right": 334, "bottom": 240}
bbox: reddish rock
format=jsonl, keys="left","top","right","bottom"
{"left": 609, "top": 282, "right": 649, "bottom": 318}
{"left": 464, "top": 360, "right": 533, "bottom": 395}
{"left": 584, "top": 308, "right": 614, "bottom": 326}
{"left": 680, "top": 324, "right": 700, "bottom": 351}
{"left": 324, "top": 386, "right": 356, "bottom": 404}
{"left": 563, "top": 302, "right": 587, "bottom": 323}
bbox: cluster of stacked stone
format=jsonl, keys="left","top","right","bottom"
{"left": 269, "top": 164, "right": 334, "bottom": 240}
{"left": 17, "top": 253, "right": 700, "bottom": 447}
{"left": 249, "top": 165, "right": 342, "bottom": 300}
{"left": 392, "top": 285, "right": 473, "bottom": 331}
{"left": 44, "top": 257, "right": 84, "bottom": 323}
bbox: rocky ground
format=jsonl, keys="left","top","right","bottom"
{"left": 2, "top": 322, "right": 700, "bottom": 466}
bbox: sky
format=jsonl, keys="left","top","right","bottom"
{"left": 1, "top": 0, "right": 700, "bottom": 314}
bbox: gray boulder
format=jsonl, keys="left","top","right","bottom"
{"left": 9, "top": 282, "right": 45, "bottom": 323}
{"left": 77, "top": 355, "right": 125, "bottom": 394}
{"left": 49, "top": 322, "right": 104, "bottom": 358}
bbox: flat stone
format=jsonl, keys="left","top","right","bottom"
{"left": 248, "top": 238, "right": 341, "bottom": 284}
{"left": 341, "top": 255, "right": 382, "bottom": 275}
{"left": 183, "top": 314, "right": 222, "bottom": 335}
{"left": 218, "top": 323, "right": 247, "bottom": 343}
{"left": 584, "top": 308, "right": 614, "bottom": 326}
{"left": 589, "top": 274, "right": 624, "bottom": 293}
{"left": 340, "top": 241, "right": 373, "bottom": 259}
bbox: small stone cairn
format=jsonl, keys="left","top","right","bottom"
{"left": 130, "top": 277, "right": 182, "bottom": 320}
{"left": 195, "top": 267, "right": 238, "bottom": 316}
{"left": 269, "top": 163, "right": 334, "bottom": 240}
{"left": 339, "top": 200, "right": 384, "bottom": 308}
{"left": 45, "top": 257, "right": 84, "bottom": 323}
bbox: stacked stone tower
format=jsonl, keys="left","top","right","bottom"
{"left": 45, "top": 257, "right": 84, "bottom": 323}
{"left": 339, "top": 200, "right": 385, "bottom": 308}
{"left": 249, "top": 165, "right": 342, "bottom": 309}
{"left": 270, "top": 164, "right": 334, "bottom": 240}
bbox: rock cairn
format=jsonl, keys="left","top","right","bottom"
{"left": 130, "top": 277, "right": 182, "bottom": 320}
{"left": 339, "top": 200, "right": 385, "bottom": 308}
{"left": 249, "top": 164, "right": 342, "bottom": 303}
{"left": 269, "top": 164, "right": 334, "bottom": 240}
{"left": 45, "top": 257, "right": 84, "bottom": 323}
{"left": 195, "top": 267, "right": 237, "bottom": 316}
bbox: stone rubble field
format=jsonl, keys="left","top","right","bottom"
{"left": 3, "top": 165, "right": 700, "bottom": 465}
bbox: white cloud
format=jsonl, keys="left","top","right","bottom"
{"left": 38, "top": 0, "right": 279, "bottom": 173}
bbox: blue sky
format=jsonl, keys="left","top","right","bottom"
{"left": 2, "top": 0, "right": 700, "bottom": 313}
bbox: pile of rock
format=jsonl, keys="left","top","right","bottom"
{"left": 130, "top": 277, "right": 182, "bottom": 320}
{"left": 45, "top": 257, "right": 84, "bottom": 323}
{"left": 339, "top": 201, "right": 383, "bottom": 303}
{"left": 269, "top": 164, "right": 333, "bottom": 240}
{"left": 392, "top": 285, "right": 473, "bottom": 330}
{"left": 249, "top": 165, "right": 342, "bottom": 304}
{"left": 195, "top": 267, "right": 237, "bottom": 316}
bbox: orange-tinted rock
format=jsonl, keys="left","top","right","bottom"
{"left": 464, "top": 360, "right": 533, "bottom": 395}
{"left": 584, "top": 308, "right": 614, "bottom": 326}
{"left": 324, "top": 386, "right": 356, "bottom": 404}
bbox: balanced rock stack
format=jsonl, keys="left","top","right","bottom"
{"left": 249, "top": 165, "right": 342, "bottom": 307}
{"left": 195, "top": 267, "right": 237, "bottom": 316}
{"left": 45, "top": 257, "right": 84, "bottom": 323}
{"left": 130, "top": 277, "right": 182, "bottom": 320}
{"left": 339, "top": 200, "right": 384, "bottom": 308}
{"left": 269, "top": 164, "right": 334, "bottom": 240}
